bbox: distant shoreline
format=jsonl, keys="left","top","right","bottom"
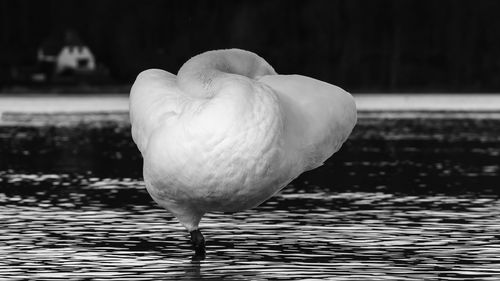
{"left": 1, "top": 93, "right": 499, "bottom": 112}
{"left": 2, "top": 86, "right": 500, "bottom": 96}
{"left": 1, "top": 93, "right": 500, "bottom": 126}
{"left": 0, "top": 84, "right": 132, "bottom": 95}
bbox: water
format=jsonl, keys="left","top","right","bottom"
{"left": 1, "top": 114, "right": 500, "bottom": 280}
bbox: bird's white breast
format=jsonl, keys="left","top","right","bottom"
{"left": 143, "top": 76, "right": 297, "bottom": 213}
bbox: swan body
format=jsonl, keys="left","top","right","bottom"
{"left": 130, "top": 49, "right": 356, "bottom": 236}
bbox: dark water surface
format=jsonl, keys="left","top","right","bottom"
{"left": 1, "top": 115, "right": 500, "bottom": 280}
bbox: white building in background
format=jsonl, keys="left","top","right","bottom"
{"left": 55, "top": 45, "right": 95, "bottom": 73}
{"left": 37, "top": 30, "right": 97, "bottom": 75}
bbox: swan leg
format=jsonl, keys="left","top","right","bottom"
{"left": 190, "top": 229, "right": 206, "bottom": 256}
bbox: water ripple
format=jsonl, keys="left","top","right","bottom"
{"left": 1, "top": 117, "right": 500, "bottom": 280}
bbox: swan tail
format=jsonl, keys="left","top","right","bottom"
{"left": 259, "top": 74, "right": 357, "bottom": 170}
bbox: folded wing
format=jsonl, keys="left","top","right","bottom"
{"left": 259, "top": 74, "right": 357, "bottom": 171}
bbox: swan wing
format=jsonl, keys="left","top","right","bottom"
{"left": 259, "top": 74, "right": 357, "bottom": 171}
{"left": 129, "top": 69, "right": 184, "bottom": 154}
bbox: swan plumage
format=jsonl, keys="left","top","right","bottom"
{"left": 129, "top": 49, "right": 356, "bottom": 234}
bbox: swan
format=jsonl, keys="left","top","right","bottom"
{"left": 129, "top": 49, "right": 357, "bottom": 255}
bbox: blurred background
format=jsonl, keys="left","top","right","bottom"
{"left": 2, "top": 1, "right": 500, "bottom": 280}
{"left": 2, "top": 0, "right": 500, "bottom": 93}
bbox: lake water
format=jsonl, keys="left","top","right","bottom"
{"left": 1, "top": 113, "right": 499, "bottom": 280}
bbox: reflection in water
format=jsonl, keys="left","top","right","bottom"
{"left": 0, "top": 116, "right": 500, "bottom": 280}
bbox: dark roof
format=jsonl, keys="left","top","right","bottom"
{"left": 40, "top": 29, "right": 86, "bottom": 56}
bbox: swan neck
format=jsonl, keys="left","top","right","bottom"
{"left": 177, "top": 49, "right": 276, "bottom": 98}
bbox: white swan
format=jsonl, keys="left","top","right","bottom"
{"left": 129, "top": 49, "right": 356, "bottom": 254}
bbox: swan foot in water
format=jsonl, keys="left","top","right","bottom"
{"left": 190, "top": 229, "right": 206, "bottom": 256}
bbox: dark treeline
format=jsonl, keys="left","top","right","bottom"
{"left": 1, "top": 0, "right": 500, "bottom": 92}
